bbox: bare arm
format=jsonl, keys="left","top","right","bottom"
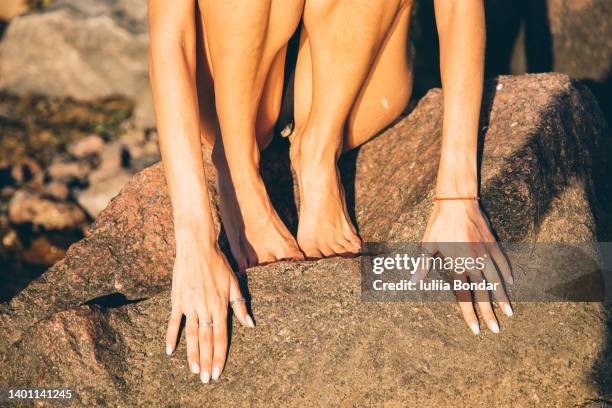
{"left": 433, "top": 0, "right": 483, "bottom": 197}
{"left": 148, "top": 0, "right": 252, "bottom": 384}
{"left": 419, "top": 0, "right": 513, "bottom": 334}
{"left": 148, "top": 0, "right": 214, "bottom": 240}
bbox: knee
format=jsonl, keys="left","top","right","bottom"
{"left": 303, "top": 0, "right": 342, "bottom": 22}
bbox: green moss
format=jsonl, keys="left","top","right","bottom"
{"left": 0, "top": 93, "right": 133, "bottom": 167}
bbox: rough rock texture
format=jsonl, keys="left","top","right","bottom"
{"left": 0, "top": 0, "right": 152, "bottom": 127}
{"left": 1, "top": 74, "right": 610, "bottom": 406}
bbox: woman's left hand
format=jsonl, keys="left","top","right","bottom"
{"left": 415, "top": 199, "right": 514, "bottom": 334}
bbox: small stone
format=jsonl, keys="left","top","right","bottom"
{"left": 8, "top": 190, "right": 87, "bottom": 230}
{"left": 1, "top": 229, "right": 17, "bottom": 247}
{"left": 67, "top": 135, "right": 105, "bottom": 159}
{"left": 10, "top": 158, "right": 43, "bottom": 186}
{"left": 47, "top": 161, "right": 91, "bottom": 182}
{"left": 1, "top": 186, "right": 16, "bottom": 199}
{"left": 76, "top": 171, "right": 133, "bottom": 217}
{"left": 41, "top": 181, "right": 71, "bottom": 201}
{"left": 89, "top": 142, "right": 123, "bottom": 184}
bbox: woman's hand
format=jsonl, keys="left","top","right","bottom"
{"left": 166, "top": 229, "right": 254, "bottom": 384}
{"left": 416, "top": 200, "right": 513, "bottom": 334}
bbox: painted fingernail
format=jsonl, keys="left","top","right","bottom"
{"left": 212, "top": 365, "right": 221, "bottom": 380}
{"left": 489, "top": 321, "right": 500, "bottom": 333}
{"left": 246, "top": 315, "right": 255, "bottom": 328}
{"left": 191, "top": 362, "right": 200, "bottom": 374}
{"left": 201, "top": 370, "right": 210, "bottom": 384}
{"left": 165, "top": 344, "right": 173, "bottom": 355}
{"left": 503, "top": 304, "right": 513, "bottom": 316}
{"left": 507, "top": 276, "right": 514, "bottom": 285}
{"left": 469, "top": 322, "right": 480, "bottom": 335}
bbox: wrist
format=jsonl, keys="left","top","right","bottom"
{"left": 435, "top": 177, "right": 478, "bottom": 197}
{"left": 174, "top": 217, "right": 218, "bottom": 248}
{"left": 435, "top": 149, "right": 478, "bottom": 197}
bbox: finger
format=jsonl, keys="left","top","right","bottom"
{"left": 211, "top": 309, "right": 228, "bottom": 381}
{"left": 422, "top": 241, "right": 437, "bottom": 256}
{"left": 229, "top": 273, "right": 254, "bottom": 328}
{"left": 453, "top": 272, "right": 480, "bottom": 334}
{"left": 410, "top": 252, "right": 434, "bottom": 284}
{"left": 473, "top": 282, "right": 500, "bottom": 333}
{"left": 197, "top": 310, "right": 214, "bottom": 384}
{"left": 165, "top": 307, "right": 182, "bottom": 355}
{"left": 185, "top": 314, "right": 200, "bottom": 374}
{"left": 487, "top": 242, "right": 513, "bottom": 284}
{"left": 481, "top": 254, "right": 513, "bottom": 317}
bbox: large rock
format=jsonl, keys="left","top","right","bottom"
{"left": 0, "top": 74, "right": 610, "bottom": 406}
{"left": 0, "top": 0, "right": 152, "bottom": 127}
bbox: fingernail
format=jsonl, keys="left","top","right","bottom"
{"left": 201, "top": 370, "right": 210, "bottom": 384}
{"left": 165, "top": 344, "right": 173, "bottom": 355}
{"left": 503, "top": 304, "right": 513, "bottom": 316}
{"left": 212, "top": 365, "right": 220, "bottom": 380}
{"left": 507, "top": 275, "right": 514, "bottom": 285}
{"left": 470, "top": 322, "right": 480, "bottom": 335}
{"left": 246, "top": 315, "right": 255, "bottom": 328}
{"left": 191, "top": 362, "right": 200, "bottom": 374}
{"left": 489, "top": 321, "right": 500, "bottom": 334}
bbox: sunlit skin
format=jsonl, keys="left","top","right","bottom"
{"left": 148, "top": 0, "right": 513, "bottom": 382}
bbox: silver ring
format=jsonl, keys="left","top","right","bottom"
{"left": 229, "top": 297, "right": 247, "bottom": 306}
{"left": 199, "top": 321, "right": 213, "bottom": 328}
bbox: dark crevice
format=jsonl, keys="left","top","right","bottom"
{"left": 83, "top": 293, "right": 148, "bottom": 309}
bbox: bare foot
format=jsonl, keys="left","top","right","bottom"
{"left": 212, "top": 145, "right": 304, "bottom": 270}
{"left": 289, "top": 125, "right": 362, "bottom": 259}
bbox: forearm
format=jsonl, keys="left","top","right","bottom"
{"left": 433, "top": 0, "right": 485, "bottom": 196}
{"left": 148, "top": 2, "right": 217, "bottom": 244}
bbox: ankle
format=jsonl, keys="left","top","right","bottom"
{"left": 293, "top": 127, "right": 342, "bottom": 166}
{"left": 213, "top": 143, "right": 261, "bottom": 177}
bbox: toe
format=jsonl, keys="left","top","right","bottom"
{"left": 302, "top": 245, "right": 324, "bottom": 260}
{"left": 280, "top": 247, "right": 305, "bottom": 262}
{"left": 344, "top": 233, "right": 361, "bottom": 253}
{"left": 331, "top": 241, "right": 351, "bottom": 257}
{"left": 257, "top": 252, "right": 278, "bottom": 266}
{"left": 319, "top": 244, "right": 336, "bottom": 258}
{"left": 280, "top": 239, "right": 305, "bottom": 261}
{"left": 338, "top": 238, "right": 359, "bottom": 257}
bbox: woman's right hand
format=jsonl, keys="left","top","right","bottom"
{"left": 165, "top": 229, "right": 255, "bottom": 384}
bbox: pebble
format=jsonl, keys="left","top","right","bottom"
{"left": 68, "top": 134, "right": 105, "bottom": 158}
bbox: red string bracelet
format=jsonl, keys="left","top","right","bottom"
{"left": 433, "top": 196, "right": 480, "bottom": 201}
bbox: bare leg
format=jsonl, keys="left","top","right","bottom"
{"left": 291, "top": 0, "right": 413, "bottom": 258}
{"left": 198, "top": 0, "right": 305, "bottom": 269}
{"left": 294, "top": 1, "right": 413, "bottom": 150}
{"left": 195, "top": 9, "right": 287, "bottom": 151}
